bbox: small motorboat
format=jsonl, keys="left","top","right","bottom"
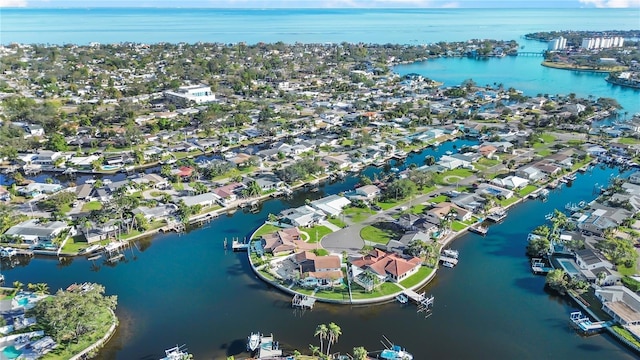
{"left": 247, "top": 332, "right": 261, "bottom": 352}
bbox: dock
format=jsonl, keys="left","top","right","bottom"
{"left": 402, "top": 289, "right": 434, "bottom": 313}
{"left": 486, "top": 210, "right": 507, "bottom": 222}
{"left": 257, "top": 334, "right": 282, "bottom": 359}
{"left": 531, "top": 258, "right": 553, "bottom": 275}
{"left": 469, "top": 224, "right": 488, "bottom": 235}
{"left": 439, "top": 256, "right": 459, "bottom": 265}
{"left": 232, "top": 240, "right": 249, "bottom": 252}
{"left": 292, "top": 294, "right": 316, "bottom": 309}
{"left": 569, "top": 311, "right": 612, "bottom": 334}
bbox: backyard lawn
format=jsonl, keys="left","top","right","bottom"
{"left": 327, "top": 217, "right": 346, "bottom": 229}
{"left": 517, "top": 184, "right": 539, "bottom": 197}
{"left": 82, "top": 201, "right": 103, "bottom": 212}
{"left": 399, "top": 266, "right": 435, "bottom": 288}
{"left": 351, "top": 282, "right": 402, "bottom": 299}
{"left": 251, "top": 223, "right": 282, "bottom": 239}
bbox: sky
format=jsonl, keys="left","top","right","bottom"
{"left": 1, "top": 0, "right": 639, "bottom": 7}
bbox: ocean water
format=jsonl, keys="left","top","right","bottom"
{"left": 2, "top": 8, "right": 639, "bottom": 45}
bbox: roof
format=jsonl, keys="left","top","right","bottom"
{"left": 75, "top": 184, "right": 93, "bottom": 198}
{"left": 596, "top": 286, "right": 640, "bottom": 324}
{"left": 575, "top": 248, "right": 605, "bottom": 266}
{"left": 5, "top": 219, "right": 67, "bottom": 238}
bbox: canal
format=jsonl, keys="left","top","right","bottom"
{"left": 2, "top": 136, "right": 637, "bottom": 359}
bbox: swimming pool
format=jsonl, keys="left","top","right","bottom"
{"left": 557, "top": 258, "right": 581, "bottom": 276}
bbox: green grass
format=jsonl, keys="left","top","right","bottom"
{"left": 60, "top": 204, "right": 71, "bottom": 213}
{"left": 172, "top": 182, "right": 184, "bottom": 191}
{"left": 376, "top": 199, "right": 404, "bottom": 210}
{"left": 306, "top": 225, "right": 333, "bottom": 243}
{"left": 476, "top": 158, "right": 500, "bottom": 167}
{"left": 498, "top": 196, "right": 521, "bottom": 207}
{"left": 61, "top": 235, "right": 89, "bottom": 254}
{"left": 612, "top": 326, "right": 640, "bottom": 347}
{"left": 450, "top": 221, "right": 467, "bottom": 232}
{"left": 617, "top": 137, "right": 640, "bottom": 145}
{"left": 618, "top": 263, "right": 637, "bottom": 276}
{"left": 360, "top": 224, "right": 401, "bottom": 245}
{"left": 409, "top": 204, "right": 428, "bottom": 215}
{"left": 518, "top": 185, "right": 539, "bottom": 197}
{"left": 431, "top": 195, "right": 448, "bottom": 204}
{"left": 341, "top": 139, "right": 355, "bottom": 146}
{"left": 251, "top": 224, "right": 282, "bottom": 239}
{"left": 539, "top": 133, "right": 556, "bottom": 143}
{"left": 571, "top": 156, "right": 593, "bottom": 171}
{"left": 343, "top": 207, "right": 374, "bottom": 223}
{"left": 399, "top": 266, "right": 434, "bottom": 288}
{"left": 537, "top": 148, "right": 553, "bottom": 157}
{"left": 351, "top": 282, "right": 402, "bottom": 299}
{"left": 327, "top": 217, "right": 346, "bottom": 229}
{"left": 433, "top": 169, "right": 474, "bottom": 185}
{"left": 81, "top": 201, "right": 103, "bottom": 212}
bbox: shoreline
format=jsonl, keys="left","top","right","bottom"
{"left": 540, "top": 61, "right": 625, "bottom": 74}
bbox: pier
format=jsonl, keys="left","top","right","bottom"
{"left": 439, "top": 256, "right": 459, "bottom": 266}
{"left": 292, "top": 294, "right": 316, "bottom": 309}
{"left": 232, "top": 239, "right": 249, "bottom": 252}
{"left": 569, "top": 311, "right": 612, "bottom": 335}
{"left": 402, "top": 289, "right": 434, "bottom": 314}
{"left": 531, "top": 258, "right": 553, "bottom": 275}
{"left": 486, "top": 209, "right": 507, "bottom": 222}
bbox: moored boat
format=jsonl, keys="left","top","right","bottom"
{"left": 378, "top": 338, "right": 413, "bottom": 360}
{"left": 442, "top": 261, "right": 455, "bottom": 268}
{"left": 247, "top": 332, "right": 261, "bottom": 352}
{"left": 160, "top": 345, "right": 191, "bottom": 360}
{"left": 395, "top": 294, "right": 408, "bottom": 304}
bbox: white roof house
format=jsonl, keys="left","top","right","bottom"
{"left": 5, "top": 219, "right": 69, "bottom": 244}
{"left": 492, "top": 175, "right": 529, "bottom": 190}
{"left": 164, "top": 84, "right": 216, "bottom": 107}
{"left": 310, "top": 195, "right": 351, "bottom": 217}
{"left": 596, "top": 286, "right": 640, "bottom": 331}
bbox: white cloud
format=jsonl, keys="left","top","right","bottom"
{"left": 579, "top": 0, "right": 640, "bottom": 7}
{"left": 0, "top": 0, "right": 28, "bottom": 7}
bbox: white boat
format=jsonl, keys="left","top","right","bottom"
{"left": 160, "top": 345, "right": 191, "bottom": 360}
{"left": 442, "top": 249, "right": 459, "bottom": 259}
{"left": 396, "top": 294, "right": 409, "bottom": 304}
{"left": 0, "top": 247, "right": 17, "bottom": 258}
{"left": 379, "top": 338, "right": 413, "bottom": 360}
{"left": 82, "top": 244, "right": 103, "bottom": 255}
{"left": 544, "top": 213, "right": 554, "bottom": 220}
{"left": 247, "top": 332, "right": 261, "bottom": 352}
{"left": 442, "top": 261, "right": 455, "bottom": 268}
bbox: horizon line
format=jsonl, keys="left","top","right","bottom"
{"left": 2, "top": 6, "right": 637, "bottom": 9}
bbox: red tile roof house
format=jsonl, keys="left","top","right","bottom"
{"left": 294, "top": 251, "right": 343, "bottom": 288}
{"left": 212, "top": 182, "right": 245, "bottom": 205}
{"left": 351, "top": 249, "right": 422, "bottom": 291}
{"left": 177, "top": 166, "right": 193, "bottom": 178}
{"left": 261, "top": 228, "right": 315, "bottom": 256}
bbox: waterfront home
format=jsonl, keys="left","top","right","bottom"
{"left": 629, "top": 171, "right": 640, "bottom": 185}
{"left": 575, "top": 248, "right": 614, "bottom": 271}
{"left": 17, "top": 183, "right": 63, "bottom": 198}
{"left": 452, "top": 193, "right": 486, "bottom": 212}
{"left": 491, "top": 175, "right": 529, "bottom": 190}
{"left": 5, "top": 219, "right": 71, "bottom": 245}
{"left": 249, "top": 173, "right": 285, "bottom": 192}
{"left": 29, "top": 151, "right": 64, "bottom": 166}
{"left": 179, "top": 192, "right": 222, "bottom": 208}
{"left": 212, "top": 182, "right": 244, "bottom": 205}
{"left": 476, "top": 183, "right": 514, "bottom": 200}
{"left": 546, "top": 153, "right": 574, "bottom": 169}
{"left": 132, "top": 204, "right": 178, "bottom": 223}
{"left": 262, "top": 228, "right": 303, "bottom": 255}
{"left": 516, "top": 166, "right": 546, "bottom": 182}
{"left": 294, "top": 251, "right": 343, "bottom": 288}
{"left": 82, "top": 220, "right": 119, "bottom": 243}
{"left": 586, "top": 145, "right": 608, "bottom": 157}
{"left": 595, "top": 286, "right": 640, "bottom": 341}
{"left": 353, "top": 185, "right": 381, "bottom": 200}
{"left": 427, "top": 202, "right": 472, "bottom": 222}
{"left": 386, "top": 231, "right": 431, "bottom": 254}
{"left": 0, "top": 186, "right": 10, "bottom": 202}
{"left": 279, "top": 205, "right": 326, "bottom": 228}
{"left": 478, "top": 145, "right": 497, "bottom": 158}
{"left": 74, "top": 184, "right": 93, "bottom": 201}
{"left": 351, "top": 249, "right": 422, "bottom": 291}
{"left": 310, "top": 195, "right": 351, "bottom": 217}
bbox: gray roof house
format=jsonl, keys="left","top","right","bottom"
{"left": 5, "top": 219, "right": 69, "bottom": 244}
{"left": 595, "top": 286, "right": 640, "bottom": 330}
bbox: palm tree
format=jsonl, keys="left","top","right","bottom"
{"left": 315, "top": 324, "right": 328, "bottom": 355}
{"left": 308, "top": 344, "right": 320, "bottom": 357}
{"left": 326, "top": 322, "right": 342, "bottom": 356}
{"left": 353, "top": 346, "right": 368, "bottom": 360}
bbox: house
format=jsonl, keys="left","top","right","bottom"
{"left": 31, "top": 151, "right": 64, "bottom": 166}
{"left": 575, "top": 248, "right": 614, "bottom": 271}
{"left": 164, "top": 84, "right": 216, "bottom": 107}
{"left": 452, "top": 193, "right": 486, "bottom": 212}
{"left": 262, "top": 228, "right": 303, "bottom": 255}
{"left": 18, "top": 183, "right": 63, "bottom": 198}
{"left": 4, "top": 219, "right": 70, "bottom": 245}
{"left": 294, "top": 251, "right": 343, "bottom": 287}
{"left": 476, "top": 183, "right": 514, "bottom": 199}
{"left": 180, "top": 192, "right": 221, "bottom": 208}
{"left": 595, "top": 286, "right": 640, "bottom": 332}
{"left": 516, "top": 166, "right": 546, "bottom": 182}
{"left": 212, "top": 182, "right": 244, "bottom": 205}
{"left": 250, "top": 173, "right": 284, "bottom": 192}
{"left": 132, "top": 204, "right": 178, "bottom": 222}
{"left": 351, "top": 249, "right": 422, "bottom": 288}
{"left": 546, "top": 153, "right": 573, "bottom": 169}
{"left": 279, "top": 205, "right": 326, "bottom": 227}
{"left": 492, "top": 175, "right": 529, "bottom": 190}
{"left": 437, "top": 155, "right": 469, "bottom": 170}
{"left": 354, "top": 185, "right": 381, "bottom": 200}
{"left": 0, "top": 186, "right": 10, "bottom": 202}
{"left": 386, "top": 231, "right": 431, "bottom": 254}
{"left": 478, "top": 145, "right": 497, "bottom": 158}
{"left": 428, "top": 202, "right": 472, "bottom": 222}
{"left": 74, "top": 184, "right": 94, "bottom": 201}
{"left": 629, "top": 171, "right": 640, "bottom": 185}
{"left": 310, "top": 195, "right": 351, "bottom": 217}
{"left": 82, "top": 220, "right": 119, "bottom": 243}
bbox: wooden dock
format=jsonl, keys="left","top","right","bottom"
{"left": 402, "top": 290, "right": 434, "bottom": 313}
{"left": 292, "top": 294, "right": 316, "bottom": 309}
{"left": 232, "top": 240, "right": 249, "bottom": 252}
{"left": 439, "top": 256, "right": 459, "bottom": 265}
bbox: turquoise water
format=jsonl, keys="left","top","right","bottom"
{"left": 2, "top": 8, "right": 639, "bottom": 45}
{"left": 558, "top": 258, "right": 581, "bottom": 276}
